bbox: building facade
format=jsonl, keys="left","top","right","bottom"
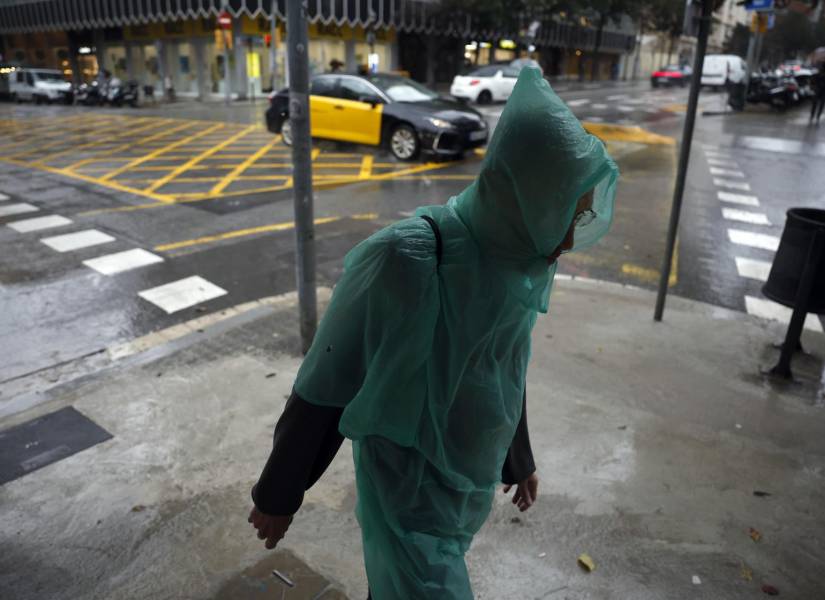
{"left": 0, "top": 0, "right": 637, "bottom": 98}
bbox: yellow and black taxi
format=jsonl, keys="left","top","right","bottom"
{"left": 265, "top": 73, "right": 489, "bottom": 161}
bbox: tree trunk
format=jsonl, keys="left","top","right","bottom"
{"left": 667, "top": 34, "right": 676, "bottom": 65}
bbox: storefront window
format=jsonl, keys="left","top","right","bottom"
{"left": 171, "top": 42, "right": 197, "bottom": 96}
{"left": 106, "top": 45, "right": 127, "bottom": 79}
{"left": 309, "top": 39, "right": 345, "bottom": 75}
{"left": 355, "top": 42, "right": 390, "bottom": 74}
{"left": 142, "top": 44, "right": 163, "bottom": 93}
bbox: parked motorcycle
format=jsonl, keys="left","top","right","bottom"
{"left": 107, "top": 78, "right": 140, "bottom": 107}
{"left": 747, "top": 73, "right": 799, "bottom": 111}
{"left": 74, "top": 81, "right": 103, "bottom": 106}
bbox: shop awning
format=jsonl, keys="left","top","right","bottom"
{"left": 0, "top": 0, "right": 634, "bottom": 53}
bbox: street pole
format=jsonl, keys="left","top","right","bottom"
{"left": 654, "top": 0, "right": 714, "bottom": 321}
{"left": 270, "top": 0, "right": 279, "bottom": 90}
{"left": 221, "top": 1, "right": 231, "bottom": 106}
{"left": 286, "top": 0, "right": 317, "bottom": 353}
{"left": 744, "top": 27, "right": 757, "bottom": 91}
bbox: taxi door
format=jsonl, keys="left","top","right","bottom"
{"left": 327, "top": 77, "right": 383, "bottom": 146}
{"left": 308, "top": 77, "right": 339, "bottom": 140}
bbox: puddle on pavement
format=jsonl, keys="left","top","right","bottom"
{"left": 213, "top": 549, "right": 348, "bottom": 600}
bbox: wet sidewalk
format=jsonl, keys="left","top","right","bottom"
{"left": 1, "top": 277, "right": 824, "bottom": 599}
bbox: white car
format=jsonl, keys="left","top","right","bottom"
{"left": 10, "top": 68, "right": 73, "bottom": 104}
{"left": 450, "top": 64, "right": 521, "bottom": 104}
{"left": 701, "top": 54, "right": 747, "bottom": 89}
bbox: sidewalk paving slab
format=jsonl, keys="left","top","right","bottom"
{"left": 1, "top": 278, "right": 823, "bottom": 600}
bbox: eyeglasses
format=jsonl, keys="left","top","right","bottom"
{"left": 574, "top": 208, "right": 597, "bottom": 228}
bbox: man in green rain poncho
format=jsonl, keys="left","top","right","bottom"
{"left": 248, "top": 67, "right": 619, "bottom": 599}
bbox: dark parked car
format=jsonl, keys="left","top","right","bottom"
{"left": 265, "top": 73, "right": 489, "bottom": 161}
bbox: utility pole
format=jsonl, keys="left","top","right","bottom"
{"left": 654, "top": 0, "right": 714, "bottom": 321}
{"left": 286, "top": 0, "right": 317, "bottom": 353}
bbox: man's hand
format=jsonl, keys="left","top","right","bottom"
{"left": 248, "top": 506, "right": 293, "bottom": 550}
{"left": 503, "top": 473, "right": 539, "bottom": 512}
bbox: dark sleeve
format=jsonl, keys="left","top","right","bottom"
{"left": 251, "top": 390, "right": 345, "bottom": 516}
{"left": 501, "top": 389, "right": 536, "bottom": 485}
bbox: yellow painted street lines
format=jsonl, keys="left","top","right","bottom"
{"left": 359, "top": 155, "right": 374, "bottom": 179}
{"left": 209, "top": 135, "right": 282, "bottom": 195}
{"left": 17, "top": 117, "right": 144, "bottom": 157}
{"left": 34, "top": 118, "right": 179, "bottom": 167}
{"left": 4, "top": 157, "right": 173, "bottom": 203}
{"left": 144, "top": 125, "right": 256, "bottom": 194}
{"left": 99, "top": 122, "right": 225, "bottom": 183}
{"left": 582, "top": 122, "right": 676, "bottom": 146}
{"left": 155, "top": 216, "right": 342, "bottom": 252}
{"left": 621, "top": 238, "right": 679, "bottom": 286}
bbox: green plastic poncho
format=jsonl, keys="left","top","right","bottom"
{"left": 294, "top": 67, "right": 619, "bottom": 599}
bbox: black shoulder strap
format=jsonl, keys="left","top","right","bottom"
{"left": 420, "top": 215, "right": 442, "bottom": 266}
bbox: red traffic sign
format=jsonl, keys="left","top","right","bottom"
{"left": 218, "top": 11, "right": 232, "bottom": 29}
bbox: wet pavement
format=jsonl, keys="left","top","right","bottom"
{"left": 2, "top": 83, "right": 825, "bottom": 599}
{"left": 1, "top": 277, "right": 823, "bottom": 600}
{"left": 2, "top": 85, "right": 824, "bottom": 419}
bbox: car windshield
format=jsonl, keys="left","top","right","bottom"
{"left": 35, "top": 71, "right": 65, "bottom": 82}
{"left": 661, "top": 65, "right": 681, "bottom": 71}
{"left": 367, "top": 74, "right": 438, "bottom": 102}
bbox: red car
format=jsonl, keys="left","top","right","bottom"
{"left": 651, "top": 65, "right": 691, "bottom": 88}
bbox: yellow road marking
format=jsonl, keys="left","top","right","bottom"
{"left": 582, "top": 122, "right": 676, "bottom": 146}
{"left": 4, "top": 157, "right": 172, "bottom": 203}
{"left": 154, "top": 215, "right": 342, "bottom": 252}
{"left": 209, "top": 135, "right": 282, "bottom": 195}
{"left": 621, "top": 237, "right": 679, "bottom": 286}
{"left": 100, "top": 123, "right": 225, "bottom": 183}
{"left": 359, "top": 155, "right": 374, "bottom": 179}
{"left": 145, "top": 125, "right": 256, "bottom": 195}
{"left": 31, "top": 118, "right": 172, "bottom": 166}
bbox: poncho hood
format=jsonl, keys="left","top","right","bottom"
{"left": 452, "top": 67, "right": 619, "bottom": 312}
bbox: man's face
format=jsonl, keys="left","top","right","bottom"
{"left": 546, "top": 190, "right": 595, "bottom": 265}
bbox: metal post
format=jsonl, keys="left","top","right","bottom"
{"left": 270, "top": 0, "right": 279, "bottom": 90}
{"left": 654, "top": 0, "right": 713, "bottom": 321}
{"left": 286, "top": 0, "right": 317, "bottom": 353}
{"left": 744, "top": 28, "right": 757, "bottom": 92}
{"left": 768, "top": 231, "right": 825, "bottom": 379}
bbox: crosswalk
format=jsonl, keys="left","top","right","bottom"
{"left": 0, "top": 191, "right": 227, "bottom": 316}
{"left": 475, "top": 87, "right": 693, "bottom": 130}
{"left": 701, "top": 144, "right": 823, "bottom": 333}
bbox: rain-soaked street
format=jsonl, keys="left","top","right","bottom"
{"left": 3, "top": 81, "right": 825, "bottom": 600}
{"left": 2, "top": 83, "right": 824, "bottom": 396}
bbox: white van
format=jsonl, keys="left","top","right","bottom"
{"left": 10, "top": 68, "right": 73, "bottom": 104}
{"left": 701, "top": 54, "right": 747, "bottom": 89}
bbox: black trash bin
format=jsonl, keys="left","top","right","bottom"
{"left": 762, "top": 208, "right": 825, "bottom": 377}
{"left": 763, "top": 208, "right": 825, "bottom": 313}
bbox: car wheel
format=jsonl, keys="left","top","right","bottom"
{"left": 651, "top": 80, "right": 658, "bottom": 88}
{"left": 280, "top": 119, "right": 293, "bottom": 146}
{"left": 477, "top": 89, "right": 493, "bottom": 105}
{"left": 389, "top": 124, "right": 420, "bottom": 161}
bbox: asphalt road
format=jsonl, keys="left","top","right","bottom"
{"left": 1, "top": 82, "right": 823, "bottom": 408}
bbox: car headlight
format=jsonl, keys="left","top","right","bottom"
{"left": 427, "top": 117, "right": 454, "bottom": 129}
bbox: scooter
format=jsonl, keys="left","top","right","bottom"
{"left": 108, "top": 78, "right": 140, "bottom": 107}
{"left": 74, "top": 81, "right": 103, "bottom": 106}
{"left": 747, "top": 74, "right": 798, "bottom": 111}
